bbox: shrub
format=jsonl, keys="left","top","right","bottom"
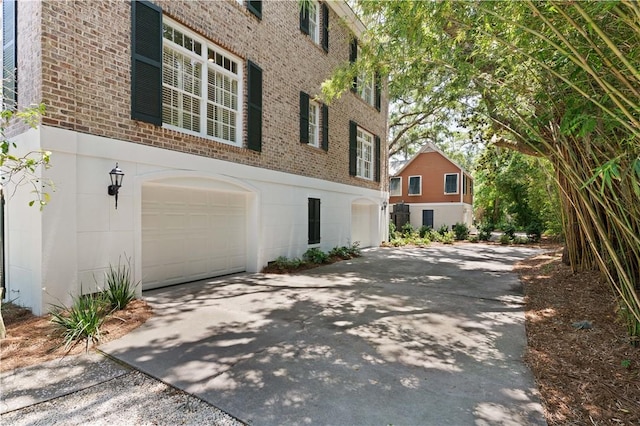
{"left": 526, "top": 221, "right": 544, "bottom": 243}
{"left": 453, "top": 222, "right": 470, "bottom": 241}
{"left": 440, "top": 231, "right": 455, "bottom": 244}
{"left": 499, "top": 234, "right": 512, "bottom": 245}
{"left": 347, "top": 241, "right": 361, "bottom": 257}
{"left": 469, "top": 235, "right": 479, "bottom": 243}
{"left": 103, "top": 257, "right": 137, "bottom": 311}
{"left": 478, "top": 222, "right": 493, "bottom": 241}
{"left": 329, "top": 242, "right": 362, "bottom": 259}
{"left": 389, "top": 222, "right": 398, "bottom": 241}
{"left": 501, "top": 222, "right": 517, "bottom": 239}
{"left": 50, "top": 292, "right": 109, "bottom": 352}
{"left": 303, "top": 248, "right": 328, "bottom": 264}
{"left": 514, "top": 236, "right": 529, "bottom": 244}
{"left": 437, "top": 224, "right": 449, "bottom": 236}
{"left": 401, "top": 222, "right": 415, "bottom": 237}
{"left": 272, "top": 256, "right": 305, "bottom": 270}
{"left": 418, "top": 225, "right": 432, "bottom": 238}
{"left": 329, "top": 246, "right": 350, "bottom": 259}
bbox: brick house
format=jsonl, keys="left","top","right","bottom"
{"left": 389, "top": 143, "right": 472, "bottom": 231}
{"left": 1, "top": 0, "right": 388, "bottom": 314}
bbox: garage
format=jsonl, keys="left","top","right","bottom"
{"left": 141, "top": 184, "right": 247, "bottom": 290}
{"left": 351, "top": 202, "right": 377, "bottom": 248}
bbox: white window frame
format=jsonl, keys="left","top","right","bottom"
{"left": 162, "top": 18, "right": 243, "bottom": 147}
{"left": 356, "top": 126, "right": 374, "bottom": 180}
{"left": 444, "top": 173, "right": 459, "bottom": 194}
{"left": 389, "top": 176, "right": 402, "bottom": 196}
{"left": 308, "top": 99, "right": 320, "bottom": 148}
{"left": 408, "top": 175, "right": 422, "bottom": 196}
{"left": 356, "top": 46, "right": 374, "bottom": 106}
{"left": 308, "top": 0, "right": 320, "bottom": 44}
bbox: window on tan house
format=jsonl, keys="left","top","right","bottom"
{"left": 445, "top": 173, "right": 459, "bottom": 194}
{"left": 389, "top": 177, "right": 401, "bottom": 196}
{"left": 408, "top": 176, "right": 421, "bottom": 195}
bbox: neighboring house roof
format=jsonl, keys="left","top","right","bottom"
{"left": 390, "top": 142, "right": 470, "bottom": 177}
{"left": 389, "top": 159, "right": 409, "bottom": 175}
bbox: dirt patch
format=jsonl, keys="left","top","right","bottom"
{"left": 0, "top": 299, "right": 153, "bottom": 372}
{"left": 517, "top": 248, "right": 640, "bottom": 425}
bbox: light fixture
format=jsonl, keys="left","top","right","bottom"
{"left": 381, "top": 200, "right": 388, "bottom": 211}
{"left": 108, "top": 163, "right": 124, "bottom": 209}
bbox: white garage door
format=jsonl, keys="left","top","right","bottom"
{"left": 142, "top": 184, "right": 247, "bottom": 290}
{"left": 351, "top": 203, "right": 375, "bottom": 248}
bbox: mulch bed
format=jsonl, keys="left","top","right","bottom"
{"left": 518, "top": 248, "right": 640, "bottom": 425}
{"left": 0, "top": 299, "right": 153, "bottom": 372}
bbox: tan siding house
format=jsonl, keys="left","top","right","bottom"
{"left": 389, "top": 143, "right": 473, "bottom": 230}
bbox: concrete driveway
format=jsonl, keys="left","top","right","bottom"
{"left": 101, "top": 244, "right": 546, "bottom": 425}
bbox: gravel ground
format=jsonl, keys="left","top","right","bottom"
{"left": 1, "top": 370, "right": 245, "bottom": 426}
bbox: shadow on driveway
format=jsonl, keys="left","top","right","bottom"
{"left": 101, "top": 244, "right": 547, "bottom": 425}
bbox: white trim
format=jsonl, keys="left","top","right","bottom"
{"left": 408, "top": 175, "right": 422, "bottom": 196}
{"left": 444, "top": 173, "right": 459, "bottom": 195}
{"left": 389, "top": 176, "right": 402, "bottom": 196}
{"left": 326, "top": 1, "right": 366, "bottom": 36}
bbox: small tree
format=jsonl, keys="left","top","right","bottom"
{"left": 0, "top": 103, "right": 50, "bottom": 339}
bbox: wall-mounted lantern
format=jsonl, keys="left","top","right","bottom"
{"left": 381, "top": 200, "right": 388, "bottom": 211}
{"left": 108, "top": 163, "right": 124, "bottom": 209}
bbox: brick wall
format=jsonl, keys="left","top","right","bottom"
{"left": 28, "top": 0, "right": 387, "bottom": 190}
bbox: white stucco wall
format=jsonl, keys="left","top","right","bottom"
{"left": 407, "top": 202, "right": 473, "bottom": 231}
{"left": 6, "top": 126, "right": 388, "bottom": 314}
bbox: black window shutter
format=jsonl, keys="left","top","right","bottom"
{"left": 299, "top": 91, "right": 309, "bottom": 144}
{"left": 375, "top": 72, "right": 382, "bottom": 112}
{"left": 374, "top": 135, "right": 381, "bottom": 182}
{"left": 2, "top": 0, "right": 17, "bottom": 110}
{"left": 247, "top": 60, "right": 263, "bottom": 152}
{"left": 131, "top": 0, "right": 163, "bottom": 125}
{"left": 321, "top": 104, "right": 328, "bottom": 151}
{"left": 321, "top": 3, "right": 329, "bottom": 52}
{"left": 308, "top": 198, "right": 321, "bottom": 244}
{"left": 247, "top": 0, "right": 262, "bottom": 19}
{"left": 300, "top": 4, "right": 309, "bottom": 35}
{"left": 350, "top": 38, "right": 358, "bottom": 92}
{"left": 349, "top": 120, "right": 357, "bottom": 176}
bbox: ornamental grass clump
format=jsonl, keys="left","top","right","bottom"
{"left": 50, "top": 292, "right": 109, "bottom": 352}
{"left": 104, "top": 257, "right": 138, "bottom": 311}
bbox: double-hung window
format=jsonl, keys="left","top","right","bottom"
{"left": 356, "top": 46, "right": 374, "bottom": 105}
{"left": 389, "top": 177, "right": 401, "bottom": 196}
{"left": 356, "top": 127, "right": 374, "bottom": 180}
{"left": 445, "top": 173, "right": 459, "bottom": 194}
{"left": 308, "top": 0, "right": 319, "bottom": 44}
{"left": 162, "top": 19, "right": 242, "bottom": 147}
{"left": 349, "top": 121, "right": 380, "bottom": 182}
{"left": 308, "top": 100, "right": 319, "bottom": 148}
{"left": 408, "top": 176, "right": 421, "bottom": 196}
{"left": 300, "top": 91, "right": 328, "bottom": 151}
